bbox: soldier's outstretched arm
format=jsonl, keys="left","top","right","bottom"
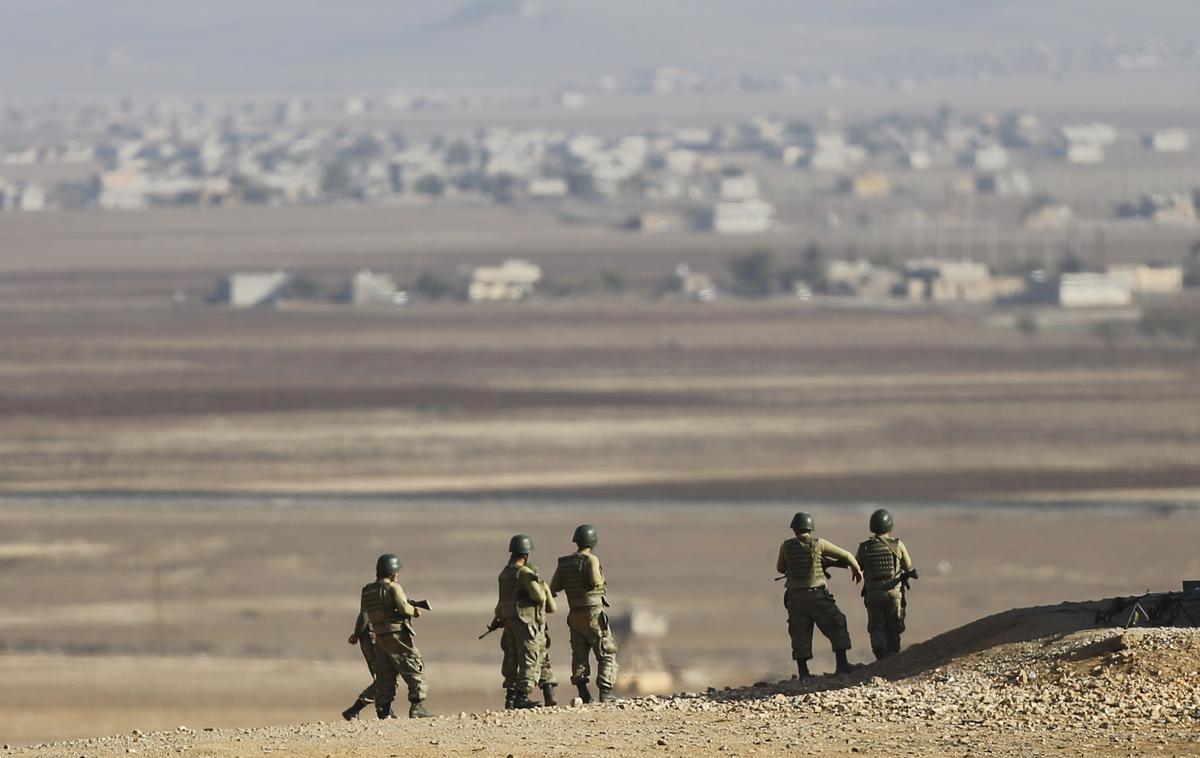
{"left": 820, "top": 540, "right": 863, "bottom": 582}
{"left": 390, "top": 582, "right": 418, "bottom": 618}
{"left": 775, "top": 542, "right": 788, "bottom": 575}
{"left": 548, "top": 565, "right": 563, "bottom": 594}
{"left": 897, "top": 540, "right": 914, "bottom": 572}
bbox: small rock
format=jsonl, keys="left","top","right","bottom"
{"left": 657, "top": 738, "right": 668, "bottom": 746}
{"left": 571, "top": 697, "right": 584, "bottom": 708}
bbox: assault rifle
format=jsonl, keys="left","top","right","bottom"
{"left": 897, "top": 569, "right": 919, "bottom": 592}
{"left": 412, "top": 599, "right": 432, "bottom": 612}
{"left": 478, "top": 618, "right": 503, "bottom": 640}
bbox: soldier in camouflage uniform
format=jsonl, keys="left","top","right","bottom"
{"left": 856, "top": 509, "right": 916, "bottom": 660}
{"left": 493, "top": 534, "right": 549, "bottom": 709}
{"left": 340, "top": 609, "right": 378, "bottom": 720}
{"left": 549, "top": 524, "right": 619, "bottom": 703}
{"left": 536, "top": 578, "right": 559, "bottom": 706}
{"left": 359, "top": 553, "right": 432, "bottom": 718}
{"left": 777, "top": 512, "right": 863, "bottom": 678}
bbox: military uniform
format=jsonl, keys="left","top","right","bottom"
{"left": 360, "top": 576, "right": 427, "bottom": 716}
{"left": 495, "top": 560, "right": 549, "bottom": 700}
{"left": 856, "top": 534, "right": 914, "bottom": 659}
{"left": 537, "top": 582, "right": 558, "bottom": 704}
{"left": 353, "top": 611, "right": 378, "bottom": 703}
{"left": 549, "top": 550, "right": 618, "bottom": 696}
{"left": 776, "top": 534, "right": 860, "bottom": 664}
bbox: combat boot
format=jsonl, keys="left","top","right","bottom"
{"left": 541, "top": 682, "right": 557, "bottom": 707}
{"left": 504, "top": 689, "right": 516, "bottom": 710}
{"left": 375, "top": 701, "right": 396, "bottom": 719}
{"left": 872, "top": 648, "right": 891, "bottom": 662}
{"left": 575, "top": 681, "right": 592, "bottom": 703}
{"left": 834, "top": 650, "right": 860, "bottom": 675}
{"left": 796, "top": 660, "right": 812, "bottom": 679}
{"left": 887, "top": 635, "right": 902, "bottom": 655}
{"left": 598, "top": 687, "right": 619, "bottom": 703}
{"left": 341, "top": 698, "right": 368, "bottom": 721}
{"left": 408, "top": 700, "right": 433, "bottom": 718}
{"left": 510, "top": 690, "right": 540, "bottom": 709}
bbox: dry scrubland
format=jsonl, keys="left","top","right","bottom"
{"left": 0, "top": 207, "right": 1198, "bottom": 499}
{"left": 2, "top": 207, "right": 1200, "bottom": 751}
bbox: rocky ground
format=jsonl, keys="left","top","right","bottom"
{"left": 10, "top": 601, "right": 1199, "bottom": 758}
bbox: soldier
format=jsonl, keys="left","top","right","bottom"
{"left": 340, "top": 609, "right": 377, "bottom": 720}
{"left": 493, "top": 534, "right": 549, "bottom": 709}
{"left": 856, "top": 508, "right": 917, "bottom": 660}
{"left": 776, "top": 512, "right": 863, "bottom": 678}
{"left": 359, "top": 553, "right": 432, "bottom": 718}
{"left": 537, "top": 578, "right": 559, "bottom": 707}
{"left": 549, "top": 524, "right": 619, "bottom": 704}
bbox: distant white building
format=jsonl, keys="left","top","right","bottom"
{"left": 718, "top": 174, "right": 760, "bottom": 201}
{"left": 1106, "top": 264, "right": 1184, "bottom": 295}
{"left": 973, "top": 144, "right": 1010, "bottom": 171}
{"left": 214, "top": 271, "right": 289, "bottom": 308}
{"left": 1061, "top": 123, "right": 1117, "bottom": 147}
{"left": 1064, "top": 142, "right": 1105, "bottom": 164}
{"left": 906, "top": 150, "right": 932, "bottom": 170}
{"left": 710, "top": 199, "right": 775, "bottom": 234}
{"left": 1145, "top": 129, "right": 1189, "bottom": 153}
{"left": 463, "top": 259, "right": 542, "bottom": 302}
{"left": 345, "top": 269, "right": 403, "bottom": 306}
{"left": 1058, "top": 273, "right": 1132, "bottom": 308}
{"left": 528, "top": 178, "right": 569, "bottom": 198}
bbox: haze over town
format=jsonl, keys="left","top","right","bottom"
{"left": 3, "top": 2, "right": 1200, "bottom": 754}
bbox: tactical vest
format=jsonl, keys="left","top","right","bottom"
{"left": 361, "top": 579, "right": 408, "bottom": 634}
{"left": 556, "top": 553, "right": 605, "bottom": 609}
{"left": 496, "top": 563, "right": 539, "bottom": 620}
{"left": 860, "top": 536, "right": 901, "bottom": 588}
{"left": 784, "top": 536, "right": 824, "bottom": 589}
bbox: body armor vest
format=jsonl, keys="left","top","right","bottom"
{"left": 361, "top": 579, "right": 408, "bottom": 634}
{"left": 496, "top": 563, "right": 537, "bottom": 620}
{"left": 557, "top": 553, "right": 605, "bottom": 608}
{"left": 860, "top": 536, "right": 901, "bottom": 590}
{"left": 784, "top": 536, "right": 824, "bottom": 589}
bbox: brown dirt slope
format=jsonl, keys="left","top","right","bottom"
{"left": 10, "top": 599, "right": 1200, "bottom": 758}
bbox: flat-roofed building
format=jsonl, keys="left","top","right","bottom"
{"left": 463, "top": 259, "right": 542, "bottom": 302}
{"left": 214, "top": 271, "right": 289, "bottom": 308}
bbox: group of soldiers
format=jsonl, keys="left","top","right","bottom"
{"left": 777, "top": 508, "right": 917, "bottom": 678}
{"left": 340, "top": 523, "right": 618, "bottom": 719}
{"left": 338, "top": 509, "right": 915, "bottom": 719}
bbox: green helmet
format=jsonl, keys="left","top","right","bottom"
{"left": 790, "top": 512, "right": 814, "bottom": 532}
{"left": 869, "top": 509, "right": 894, "bottom": 535}
{"left": 375, "top": 553, "right": 402, "bottom": 576}
{"left": 508, "top": 534, "right": 533, "bottom": 555}
{"left": 572, "top": 523, "right": 598, "bottom": 548}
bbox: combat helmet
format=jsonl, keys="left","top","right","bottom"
{"left": 508, "top": 534, "right": 533, "bottom": 555}
{"left": 572, "top": 523, "right": 598, "bottom": 548}
{"left": 375, "top": 553, "right": 402, "bottom": 576}
{"left": 790, "top": 512, "right": 814, "bottom": 532}
{"left": 869, "top": 508, "right": 894, "bottom": 535}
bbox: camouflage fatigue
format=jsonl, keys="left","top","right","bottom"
{"left": 500, "top": 617, "right": 546, "bottom": 695}
{"left": 353, "top": 611, "right": 378, "bottom": 703}
{"left": 777, "top": 535, "right": 859, "bottom": 661}
{"left": 550, "top": 550, "right": 619, "bottom": 690}
{"left": 856, "top": 536, "right": 913, "bottom": 657}
{"left": 374, "top": 626, "right": 427, "bottom": 704}
{"left": 863, "top": 588, "right": 905, "bottom": 655}
{"left": 566, "top": 606, "right": 618, "bottom": 690}
{"left": 495, "top": 562, "right": 548, "bottom": 695}
{"left": 360, "top": 578, "right": 427, "bottom": 706}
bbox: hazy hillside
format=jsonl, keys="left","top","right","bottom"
{"left": 0, "top": 0, "right": 1197, "bottom": 94}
